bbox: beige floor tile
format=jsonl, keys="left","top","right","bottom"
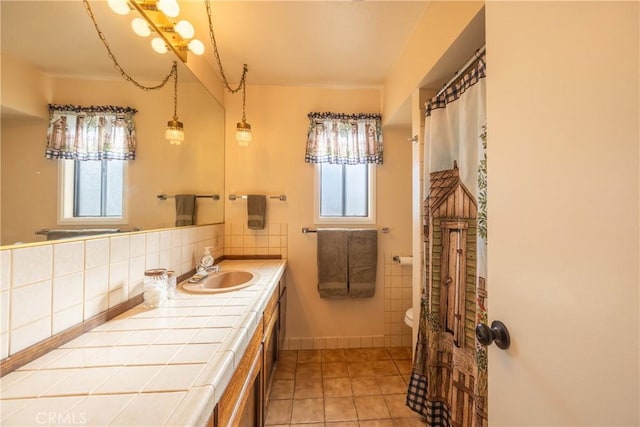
{"left": 265, "top": 399, "right": 293, "bottom": 425}
{"left": 324, "top": 397, "right": 358, "bottom": 422}
{"left": 394, "top": 359, "right": 413, "bottom": 375}
{"left": 323, "top": 377, "right": 352, "bottom": 397}
{"left": 350, "top": 376, "right": 382, "bottom": 396}
{"left": 344, "top": 348, "right": 369, "bottom": 362}
{"left": 387, "top": 347, "right": 412, "bottom": 361}
{"left": 270, "top": 379, "right": 294, "bottom": 400}
{"left": 323, "top": 362, "right": 349, "bottom": 378}
{"left": 392, "top": 417, "right": 428, "bottom": 427}
{"left": 372, "top": 360, "right": 400, "bottom": 376}
{"left": 326, "top": 422, "right": 359, "bottom": 427}
{"left": 365, "top": 348, "right": 392, "bottom": 361}
{"left": 297, "top": 349, "right": 322, "bottom": 363}
{"left": 354, "top": 395, "right": 391, "bottom": 420}
{"left": 384, "top": 394, "right": 420, "bottom": 419}
{"left": 291, "top": 424, "right": 323, "bottom": 427}
{"left": 347, "top": 361, "right": 375, "bottom": 377}
{"left": 360, "top": 420, "right": 394, "bottom": 427}
{"left": 321, "top": 348, "right": 346, "bottom": 363}
{"left": 296, "top": 362, "right": 322, "bottom": 379}
{"left": 274, "top": 361, "right": 296, "bottom": 380}
{"left": 294, "top": 376, "right": 324, "bottom": 399}
{"left": 290, "top": 398, "right": 325, "bottom": 424}
{"left": 377, "top": 375, "right": 408, "bottom": 395}
{"left": 280, "top": 349, "right": 298, "bottom": 363}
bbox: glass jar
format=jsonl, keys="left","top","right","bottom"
{"left": 166, "top": 270, "right": 177, "bottom": 299}
{"left": 143, "top": 268, "right": 167, "bottom": 308}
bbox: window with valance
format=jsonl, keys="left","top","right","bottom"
{"left": 45, "top": 104, "right": 138, "bottom": 160}
{"left": 305, "top": 112, "right": 383, "bottom": 165}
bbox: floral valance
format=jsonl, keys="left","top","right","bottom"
{"left": 45, "top": 104, "right": 138, "bottom": 160}
{"left": 305, "top": 112, "right": 383, "bottom": 165}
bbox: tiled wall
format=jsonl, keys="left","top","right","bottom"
{"left": 0, "top": 224, "right": 224, "bottom": 359}
{"left": 383, "top": 253, "right": 413, "bottom": 348}
{"left": 223, "top": 222, "right": 288, "bottom": 258}
{"left": 282, "top": 253, "right": 413, "bottom": 350}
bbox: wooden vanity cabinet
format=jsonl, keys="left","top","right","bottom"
{"left": 210, "top": 270, "right": 287, "bottom": 427}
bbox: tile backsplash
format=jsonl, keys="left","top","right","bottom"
{"left": 0, "top": 224, "right": 224, "bottom": 359}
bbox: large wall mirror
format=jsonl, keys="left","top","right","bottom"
{"left": 0, "top": 1, "right": 225, "bottom": 246}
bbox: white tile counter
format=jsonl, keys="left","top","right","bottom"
{"left": 0, "top": 259, "right": 286, "bottom": 426}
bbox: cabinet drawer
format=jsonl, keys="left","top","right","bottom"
{"left": 263, "top": 286, "right": 279, "bottom": 331}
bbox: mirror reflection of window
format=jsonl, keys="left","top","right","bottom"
{"left": 73, "top": 159, "right": 124, "bottom": 217}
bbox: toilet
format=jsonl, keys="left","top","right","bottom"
{"left": 404, "top": 307, "right": 413, "bottom": 328}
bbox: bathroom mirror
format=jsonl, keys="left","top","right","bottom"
{"left": 0, "top": 1, "right": 225, "bottom": 246}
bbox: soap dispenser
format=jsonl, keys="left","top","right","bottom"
{"left": 198, "top": 246, "right": 215, "bottom": 273}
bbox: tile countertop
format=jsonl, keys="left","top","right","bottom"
{"left": 0, "top": 259, "right": 287, "bottom": 427}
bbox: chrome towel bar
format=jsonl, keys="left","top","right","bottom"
{"left": 157, "top": 194, "right": 220, "bottom": 200}
{"left": 302, "top": 227, "right": 389, "bottom": 234}
{"left": 229, "top": 194, "right": 287, "bottom": 201}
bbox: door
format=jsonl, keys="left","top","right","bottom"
{"left": 485, "top": 2, "right": 638, "bottom": 425}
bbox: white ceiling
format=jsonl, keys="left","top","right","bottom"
{"left": 1, "top": 0, "right": 429, "bottom": 89}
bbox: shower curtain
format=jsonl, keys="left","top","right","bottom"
{"left": 407, "top": 51, "right": 487, "bottom": 427}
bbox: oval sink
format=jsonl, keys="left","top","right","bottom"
{"left": 181, "top": 270, "right": 257, "bottom": 294}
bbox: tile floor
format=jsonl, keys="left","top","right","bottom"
{"left": 265, "top": 347, "right": 427, "bottom": 427}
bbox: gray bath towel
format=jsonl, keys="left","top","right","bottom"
{"left": 175, "top": 194, "right": 196, "bottom": 227}
{"left": 247, "top": 195, "right": 266, "bottom": 230}
{"left": 348, "top": 229, "right": 378, "bottom": 298}
{"left": 317, "top": 229, "right": 349, "bottom": 297}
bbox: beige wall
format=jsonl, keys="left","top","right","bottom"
{"left": 486, "top": 1, "right": 639, "bottom": 425}
{"left": 224, "top": 85, "right": 413, "bottom": 346}
{"left": 1, "top": 73, "right": 224, "bottom": 245}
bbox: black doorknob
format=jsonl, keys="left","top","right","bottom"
{"left": 475, "top": 320, "right": 510, "bottom": 349}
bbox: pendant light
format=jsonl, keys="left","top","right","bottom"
{"left": 166, "top": 62, "right": 184, "bottom": 145}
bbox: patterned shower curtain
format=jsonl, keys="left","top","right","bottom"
{"left": 407, "top": 51, "right": 487, "bottom": 427}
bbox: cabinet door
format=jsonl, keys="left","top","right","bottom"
{"left": 263, "top": 305, "right": 279, "bottom": 402}
{"left": 278, "top": 286, "right": 287, "bottom": 355}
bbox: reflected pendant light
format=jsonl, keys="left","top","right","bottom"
{"left": 235, "top": 79, "right": 252, "bottom": 146}
{"left": 166, "top": 62, "right": 184, "bottom": 145}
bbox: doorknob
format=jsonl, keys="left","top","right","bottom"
{"left": 476, "top": 320, "right": 511, "bottom": 349}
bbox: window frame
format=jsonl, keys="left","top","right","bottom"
{"left": 57, "top": 159, "right": 128, "bottom": 225}
{"left": 313, "top": 163, "right": 376, "bottom": 225}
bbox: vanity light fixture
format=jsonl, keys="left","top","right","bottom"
{"left": 109, "top": 0, "right": 204, "bottom": 62}
{"left": 84, "top": 1, "right": 186, "bottom": 146}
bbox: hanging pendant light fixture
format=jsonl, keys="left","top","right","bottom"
{"left": 166, "top": 61, "right": 184, "bottom": 145}
{"left": 204, "top": 0, "right": 252, "bottom": 146}
{"left": 235, "top": 68, "right": 251, "bottom": 146}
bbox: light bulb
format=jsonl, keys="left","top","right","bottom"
{"left": 107, "top": 0, "right": 130, "bottom": 15}
{"left": 157, "top": 0, "right": 179, "bottom": 18}
{"left": 175, "top": 20, "right": 194, "bottom": 39}
{"left": 188, "top": 39, "right": 205, "bottom": 55}
{"left": 151, "top": 37, "right": 168, "bottom": 54}
{"left": 131, "top": 18, "right": 151, "bottom": 37}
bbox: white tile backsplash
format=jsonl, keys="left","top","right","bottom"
{"left": 129, "top": 234, "right": 146, "bottom": 258}
{"left": 110, "top": 235, "right": 131, "bottom": 263}
{"left": 10, "top": 280, "right": 51, "bottom": 329}
{"left": 85, "top": 238, "right": 109, "bottom": 269}
{"left": 0, "top": 290, "right": 9, "bottom": 334}
{"left": 12, "top": 245, "right": 52, "bottom": 288}
{"left": 1, "top": 224, "right": 223, "bottom": 359}
{"left": 53, "top": 241, "right": 84, "bottom": 277}
{"left": 52, "top": 304, "right": 83, "bottom": 334}
{"left": 84, "top": 266, "right": 109, "bottom": 300}
{"left": 10, "top": 317, "right": 51, "bottom": 353}
{"left": 53, "top": 272, "right": 84, "bottom": 312}
{"left": 0, "top": 250, "right": 11, "bottom": 291}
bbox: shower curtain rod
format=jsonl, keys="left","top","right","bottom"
{"left": 436, "top": 45, "right": 486, "bottom": 97}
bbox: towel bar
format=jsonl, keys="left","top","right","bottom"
{"left": 229, "top": 194, "right": 287, "bottom": 201}
{"left": 157, "top": 194, "right": 220, "bottom": 200}
{"left": 302, "top": 227, "right": 389, "bottom": 234}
